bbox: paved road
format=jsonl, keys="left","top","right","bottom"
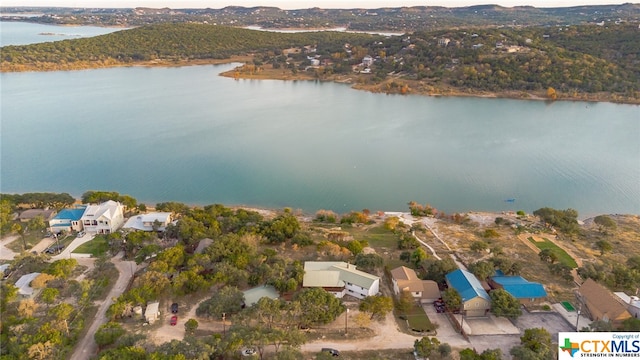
{"left": 70, "top": 252, "right": 136, "bottom": 360}
{"left": 0, "top": 235, "right": 19, "bottom": 260}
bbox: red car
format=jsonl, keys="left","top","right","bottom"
{"left": 170, "top": 315, "right": 178, "bottom": 326}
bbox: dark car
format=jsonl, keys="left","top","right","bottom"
{"left": 321, "top": 348, "right": 340, "bottom": 357}
{"left": 44, "top": 245, "right": 64, "bottom": 254}
{"left": 171, "top": 303, "right": 178, "bottom": 314}
{"left": 170, "top": 315, "right": 178, "bottom": 326}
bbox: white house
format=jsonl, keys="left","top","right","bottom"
{"left": 362, "top": 55, "right": 374, "bottom": 67}
{"left": 80, "top": 200, "right": 125, "bottom": 234}
{"left": 302, "top": 261, "right": 380, "bottom": 299}
{"left": 123, "top": 212, "right": 172, "bottom": 232}
{"left": 48, "top": 206, "right": 86, "bottom": 234}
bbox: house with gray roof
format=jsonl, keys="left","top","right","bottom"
{"left": 445, "top": 269, "right": 491, "bottom": 317}
{"left": 123, "top": 212, "right": 172, "bottom": 232}
{"left": 15, "top": 272, "right": 41, "bottom": 297}
{"left": 303, "top": 261, "right": 380, "bottom": 299}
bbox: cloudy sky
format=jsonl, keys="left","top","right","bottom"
{"left": 1, "top": 0, "right": 632, "bottom": 9}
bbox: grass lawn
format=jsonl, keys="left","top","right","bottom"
{"left": 73, "top": 236, "right": 109, "bottom": 257}
{"left": 528, "top": 237, "right": 578, "bottom": 268}
{"left": 402, "top": 304, "right": 435, "bottom": 332}
{"left": 349, "top": 225, "right": 399, "bottom": 249}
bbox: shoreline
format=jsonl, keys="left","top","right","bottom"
{"left": 2, "top": 57, "right": 639, "bottom": 105}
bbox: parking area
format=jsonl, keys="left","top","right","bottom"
{"left": 514, "top": 310, "right": 575, "bottom": 334}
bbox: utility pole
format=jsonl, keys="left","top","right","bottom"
{"left": 345, "top": 308, "right": 349, "bottom": 335}
{"left": 222, "top": 313, "right": 226, "bottom": 337}
{"left": 575, "top": 303, "right": 582, "bottom": 330}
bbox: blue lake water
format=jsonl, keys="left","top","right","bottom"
{"left": 1, "top": 23, "right": 639, "bottom": 218}
{"left": 0, "top": 21, "right": 126, "bottom": 46}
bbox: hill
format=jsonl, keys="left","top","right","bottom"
{"left": 2, "top": 23, "right": 639, "bottom": 103}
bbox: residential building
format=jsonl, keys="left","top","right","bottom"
{"left": 614, "top": 292, "right": 640, "bottom": 318}
{"left": 123, "top": 212, "right": 172, "bottom": 232}
{"left": 489, "top": 271, "right": 547, "bottom": 306}
{"left": 362, "top": 55, "right": 373, "bottom": 66}
{"left": 15, "top": 272, "right": 41, "bottom": 297}
{"left": 303, "top": 261, "right": 380, "bottom": 299}
{"left": 48, "top": 206, "right": 86, "bottom": 234}
{"left": 390, "top": 266, "right": 440, "bottom": 303}
{"left": 576, "top": 279, "right": 632, "bottom": 328}
{"left": 145, "top": 301, "right": 160, "bottom": 323}
{"left": 18, "top": 209, "right": 56, "bottom": 223}
{"left": 80, "top": 200, "right": 125, "bottom": 234}
{"left": 445, "top": 269, "right": 491, "bottom": 317}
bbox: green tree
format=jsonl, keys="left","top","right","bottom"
{"left": 489, "top": 289, "right": 522, "bottom": 318}
{"left": 359, "top": 295, "right": 393, "bottom": 320}
{"left": 594, "top": 240, "right": 613, "bottom": 256}
{"left": 470, "top": 241, "right": 489, "bottom": 252}
{"left": 422, "top": 257, "right": 458, "bottom": 284}
{"left": 621, "top": 318, "right": 640, "bottom": 331}
{"left": 442, "top": 288, "right": 462, "bottom": 313}
{"left": 469, "top": 261, "right": 495, "bottom": 281}
{"left": 414, "top": 337, "right": 440, "bottom": 358}
{"left": 294, "top": 288, "right": 345, "bottom": 327}
{"left": 45, "top": 258, "right": 78, "bottom": 279}
{"left": 593, "top": 215, "right": 616, "bottom": 233}
{"left": 510, "top": 328, "right": 554, "bottom": 360}
{"left": 411, "top": 248, "right": 428, "bottom": 267}
{"left": 40, "top": 287, "right": 59, "bottom": 307}
{"left": 94, "top": 322, "right": 126, "bottom": 349}
{"left": 185, "top": 318, "right": 199, "bottom": 335}
{"left": 538, "top": 248, "right": 558, "bottom": 264}
{"left": 353, "top": 253, "right": 384, "bottom": 272}
{"left": 197, "top": 286, "right": 245, "bottom": 319}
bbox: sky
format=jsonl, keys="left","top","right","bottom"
{"left": 1, "top": 0, "right": 634, "bottom": 9}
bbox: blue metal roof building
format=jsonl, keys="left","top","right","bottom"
{"left": 490, "top": 275, "right": 547, "bottom": 299}
{"left": 445, "top": 269, "right": 490, "bottom": 302}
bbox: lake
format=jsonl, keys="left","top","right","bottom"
{"left": 0, "top": 21, "right": 126, "bottom": 46}
{"left": 1, "top": 23, "right": 638, "bottom": 218}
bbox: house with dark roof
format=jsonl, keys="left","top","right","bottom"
{"left": 489, "top": 271, "right": 547, "bottom": 306}
{"left": 576, "top": 279, "right": 632, "bottom": 328}
{"left": 48, "top": 207, "right": 86, "bottom": 234}
{"left": 390, "top": 266, "right": 440, "bottom": 303}
{"left": 445, "top": 269, "right": 491, "bottom": 317}
{"left": 19, "top": 209, "right": 56, "bottom": 223}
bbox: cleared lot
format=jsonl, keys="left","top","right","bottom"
{"left": 514, "top": 311, "right": 574, "bottom": 335}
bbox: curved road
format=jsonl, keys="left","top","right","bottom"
{"left": 70, "top": 252, "right": 136, "bottom": 360}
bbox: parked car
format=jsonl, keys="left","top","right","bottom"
{"left": 241, "top": 348, "right": 256, "bottom": 356}
{"left": 171, "top": 302, "right": 178, "bottom": 314}
{"left": 321, "top": 348, "right": 340, "bottom": 357}
{"left": 170, "top": 315, "right": 178, "bottom": 326}
{"left": 77, "top": 231, "right": 86, "bottom": 238}
{"left": 44, "top": 245, "right": 64, "bottom": 254}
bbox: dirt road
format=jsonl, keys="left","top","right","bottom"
{"left": 70, "top": 252, "right": 136, "bottom": 360}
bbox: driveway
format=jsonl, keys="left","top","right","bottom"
{"left": 514, "top": 310, "right": 575, "bottom": 335}
{"left": 0, "top": 235, "right": 19, "bottom": 260}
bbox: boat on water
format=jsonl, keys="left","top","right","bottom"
{"left": 504, "top": 198, "right": 516, "bottom": 203}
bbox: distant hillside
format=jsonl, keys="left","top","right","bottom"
{"left": 1, "top": 23, "right": 639, "bottom": 103}
{"left": 1, "top": 4, "right": 639, "bottom": 30}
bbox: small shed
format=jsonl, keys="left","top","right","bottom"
{"left": 144, "top": 301, "right": 160, "bottom": 323}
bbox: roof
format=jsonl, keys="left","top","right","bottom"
{"left": 303, "top": 262, "right": 379, "bottom": 290}
{"left": 614, "top": 292, "right": 640, "bottom": 308}
{"left": 52, "top": 208, "right": 86, "bottom": 221}
{"left": 243, "top": 285, "right": 279, "bottom": 307}
{"left": 491, "top": 275, "right": 547, "bottom": 299}
{"left": 578, "top": 279, "right": 632, "bottom": 321}
{"left": 391, "top": 266, "right": 424, "bottom": 293}
{"left": 445, "top": 269, "right": 490, "bottom": 302}
{"left": 19, "top": 209, "right": 56, "bottom": 221}
{"left": 81, "top": 200, "right": 122, "bottom": 221}
{"left": 422, "top": 280, "right": 441, "bottom": 299}
{"left": 15, "top": 272, "right": 41, "bottom": 296}
{"left": 145, "top": 301, "right": 159, "bottom": 316}
{"left": 123, "top": 212, "right": 172, "bottom": 231}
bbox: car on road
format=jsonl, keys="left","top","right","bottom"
{"left": 321, "top": 348, "right": 340, "bottom": 357}
{"left": 170, "top": 315, "right": 178, "bottom": 326}
{"left": 171, "top": 302, "right": 178, "bottom": 313}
